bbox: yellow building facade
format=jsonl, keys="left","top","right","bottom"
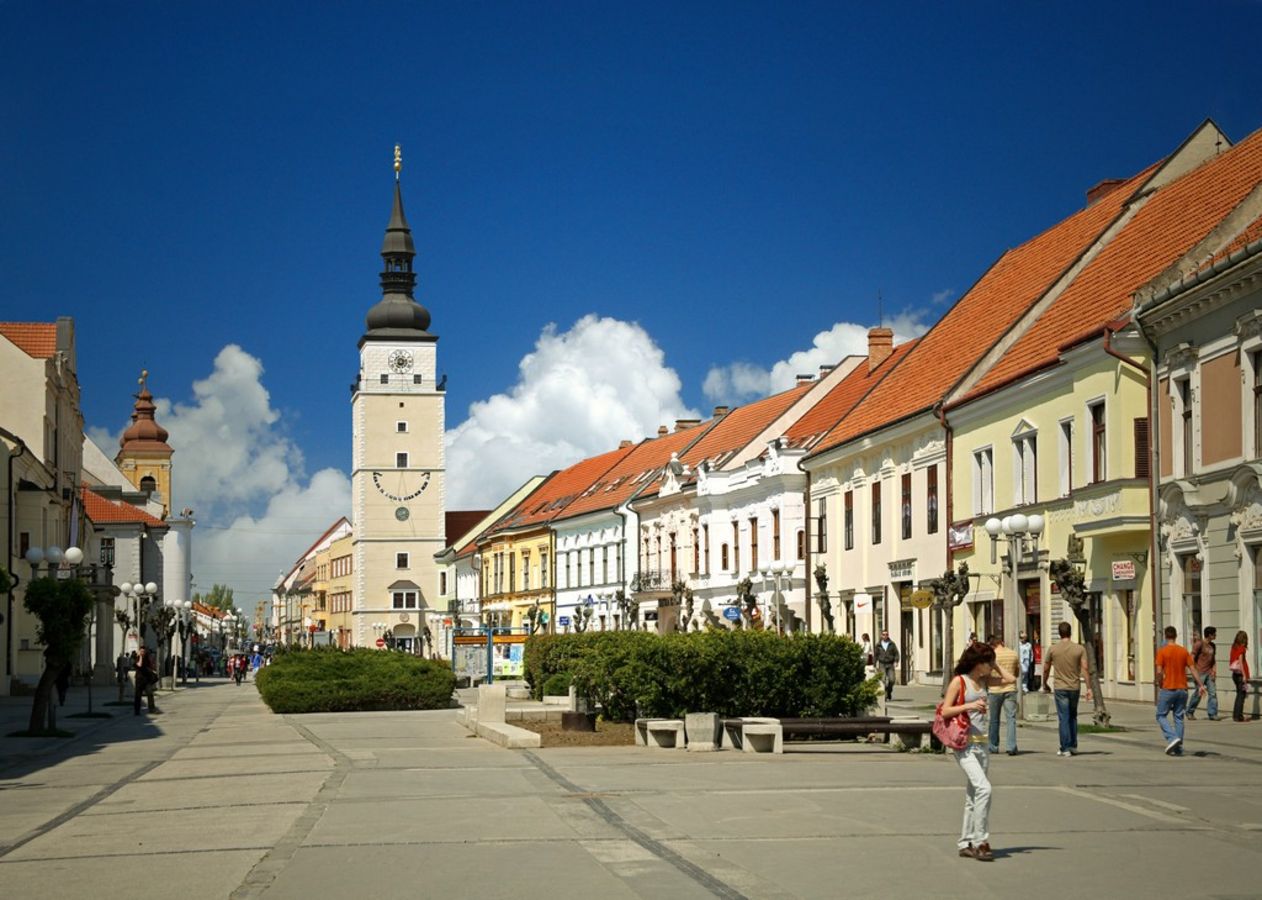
{"left": 478, "top": 527, "right": 554, "bottom": 630}
{"left": 326, "top": 535, "right": 354, "bottom": 648}
{"left": 948, "top": 333, "right": 1155, "bottom": 701}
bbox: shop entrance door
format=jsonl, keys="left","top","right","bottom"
{"left": 900, "top": 609, "right": 914, "bottom": 684}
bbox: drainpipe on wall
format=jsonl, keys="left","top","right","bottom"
{"left": 3, "top": 427, "right": 28, "bottom": 679}
{"left": 1123, "top": 320, "right": 1162, "bottom": 705}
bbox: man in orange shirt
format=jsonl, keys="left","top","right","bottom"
{"left": 1155, "top": 625, "right": 1205, "bottom": 756}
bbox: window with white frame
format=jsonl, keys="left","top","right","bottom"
{"left": 972, "top": 448, "right": 994, "bottom": 515}
{"left": 1058, "top": 419, "right": 1074, "bottom": 497}
{"left": 1013, "top": 431, "right": 1037, "bottom": 506}
{"left": 396, "top": 452, "right": 408, "bottom": 468}
{"left": 391, "top": 591, "right": 417, "bottom": 609}
{"left": 395, "top": 552, "right": 409, "bottom": 569}
{"left": 396, "top": 421, "right": 408, "bottom": 433}
{"left": 1089, "top": 401, "right": 1106, "bottom": 483}
{"left": 1252, "top": 349, "right": 1262, "bottom": 457}
{"left": 1176, "top": 377, "right": 1194, "bottom": 476}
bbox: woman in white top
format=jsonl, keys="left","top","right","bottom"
{"left": 941, "top": 641, "right": 1010, "bottom": 862}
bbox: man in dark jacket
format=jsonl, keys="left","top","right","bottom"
{"left": 874, "top": 630, "right": 900, "bottom": 700}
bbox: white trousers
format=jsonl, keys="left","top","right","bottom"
{"left": 954, "top": 744, "right": 991, "bottom": 849}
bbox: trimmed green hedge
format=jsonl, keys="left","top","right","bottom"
{"left": 524, "top": 630, "right": 879, "bottom": 721}
{"left": 255, "top": 647, "right": 456, "bottom": 714}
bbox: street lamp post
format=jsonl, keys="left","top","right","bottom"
{"left": 984, "top": 513, "right": 1045, "bottom": 717}
{"left": 759, "top": 562, "right": 790, "bottom": 635}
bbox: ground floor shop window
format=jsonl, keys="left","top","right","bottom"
{"left": 1253, "top": 545, "right": 1262, "bottom": 674}
{"left": 1118, "top": 589, "right": 1135, "bottom": 681}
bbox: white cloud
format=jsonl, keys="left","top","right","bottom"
{"left": 931, "top": 288, "right": 955, "bottom": 305}
{"left": 702, "top": 311, "right": 930, "bottom": 406}
{"left": 90, "top": 345, "right": 350, "bottom": 602}
{"left": 445, "top": 314, "right": 699, "bottom": 508}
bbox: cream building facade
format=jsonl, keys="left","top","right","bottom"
{"left": 350, "top": 164, "right": 447, "bottom": 651}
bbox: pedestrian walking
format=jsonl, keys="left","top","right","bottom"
{"left": 1228, "top": 631, "right": 1252, "bottom": 723}
{"left": 1186, "top": 627, "right": 1219, "bottom": 720}
{"left": 116, "top": 652, "right": 131, "bottom": 703}
{"left": 1017, "top": 632, "right": 1033, "bottom": 694}
{"left": 987, "top": 634, "right": 1020, "bottom": 755}
{"left": 55, "top": 662, "right": 72, "bottom": 706}
{"left": 1042, "top": 621, "right": 1092, "bottom": 756}
{"left": 874, "top": 630, "right": 899, "bottom": 700}
{"left": 1155, "top": 626, "right": 1202, "bottom": 755}
{"left": 941, "top": 641, "right": 996, "bottom": 862}
{"left": 133, "top": 647, "right": 159, "bottom": 715}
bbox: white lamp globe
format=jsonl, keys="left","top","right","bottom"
{"left": 46, "top": 546, "right": 64, "bottom": 564}
{"left": 1009, "top": 513, "right": 1029, "bottom": 534}
{"left": 984, "top": 517, "right": 1002, "bottom": 536}
{"left": 145, "top": 582, "right": 158, "bottom": 594}
{"left": 1027, "top": 514, "right": 1045, "bottom": 536}
{"left": 24, "top": 547, "right": 44, "bottom": 565}
{"left": 1000, "top": 516, "right": 1013, "bottom": 535}
{"left": 119, "top": 581, "right": 133, "bottom": 595}
{"left": 64, "top": 546, "right": 84, "bottom": 565}
{"left": 182, "top": 600, "right": 192, "bottom": 610}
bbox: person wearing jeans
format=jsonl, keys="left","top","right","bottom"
{"left": 941, "top": 642, "right": 998, "bottom": 862}
{"left": 1042, "top": 621, "right": 1092, "bottom": 756}
{"left": 1155, "top": 625, "right": 1202, "bottom": 755}
{"left": 987, "top": 634, "right": 1020, "bottom": 754}
{"left": 1186, "top": 626, "right": 1218, "bottom": 720}
{"left": 1229, "top": 631, "right": 1252, "bottom": 722}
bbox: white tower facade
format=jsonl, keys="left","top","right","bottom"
{"left": 350, "top": 156, "right": 446, "bottom": 651}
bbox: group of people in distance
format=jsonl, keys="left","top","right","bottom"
{"left": 939, "top": 623, "right": 1253, "bottom": 862}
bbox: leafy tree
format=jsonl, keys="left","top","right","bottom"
{"left": 928, "top": 563, "right": 972, "bottom": 694}
{"left": 814, "top": 563, "right": 835, "bottom": 634}
{"left": 24, "top": 576, "right": 94, "bottom": 734}
{"left": 193, "top": 583, "right": 235, "bottom": 610}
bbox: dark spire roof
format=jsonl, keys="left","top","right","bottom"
{"left": 362, "top": 146, "right": 435, "bottom": 344}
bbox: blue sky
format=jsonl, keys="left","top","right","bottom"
{"left": 3, "top": 1, "right": 1259, "bottom": 596}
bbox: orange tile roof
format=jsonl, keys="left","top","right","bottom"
{"left": 551, "top": 425, "right": 711, "bottom": 524}
{"left": 485, "top": 444, "right": 637, "bottom": 534}
{"left": 1197, "top": 210, "right": 1262, "bottom": 274}
{"left": 0, "top": 322, "right": 57, "bottom": 359}
{"left": 810, "top": 161, "right": 1157, "bottom": 457}
{"left": 783, "top": 343, "right": 918, "bottom": 449}
{"left": 963, "top": 126, "right": 1262, "bottom": 401}
{"left": 679, "top": 382, "right": 814, "bottom": 471}
{"left": 80, "top": 486, "right": 166, "bottom": 527}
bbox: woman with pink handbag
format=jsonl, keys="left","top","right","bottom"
{"left": 1229, "top": 631, "right": 1252, "bottom": 722}
{"left": 939, "top": 642, "right": 1012, "bottom": 862}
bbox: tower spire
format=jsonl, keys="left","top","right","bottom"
{"left": 361, "top": 146, "right": 433, "bottom": 343}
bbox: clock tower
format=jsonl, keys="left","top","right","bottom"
{"left": 350, "top": 148, "right": 445, "bottom": 650}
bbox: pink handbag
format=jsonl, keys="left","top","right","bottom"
{"left": 933, "top": 676, "right": 971, "bottom": 750}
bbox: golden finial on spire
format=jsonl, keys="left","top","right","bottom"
{"left": 394, "top": 144, "right": 402, "bottom": 181}
{"left": 139, "top": 369, "right": 149, "bottom": 389}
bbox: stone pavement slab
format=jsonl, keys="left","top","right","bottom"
{"left": 4, "top": 680, "right": 1262, "bottom": 899}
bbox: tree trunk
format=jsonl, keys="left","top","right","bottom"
{"left": 1074, "top": 608, "right": 1111, "bottom": 726}
{"left": 27, "top": 663, "right": 62, "bottom": 733}
{"left": 940, "top": 609, "right": 955, "bottom": 696}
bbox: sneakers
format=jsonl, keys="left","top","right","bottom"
{"left": 1056, "top": 749, "right": 1068, "bottom": 757}
{"left": 1007, "top": 749, "right": 1019, "bottom": 756}
{"left": 1165, "top": 738, "right": 1182, "bottom": 755}
{"left": 1186, "top": 711, "right": 1196, "bottom": 720}
{"left": 974, "top": 842, "right": 994, "bottom": 862}
{"left": 959, "top": 845, "right": 977, "bottom": 859}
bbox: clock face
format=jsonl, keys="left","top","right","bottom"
{"left": 372, "top": 470, "right": 431, "bottom": 502}
{"left": 388, "top": 349, "right": 414, "bottom": 373}
{"left": 395, "top": 506, "right": 410, "bottom": 521}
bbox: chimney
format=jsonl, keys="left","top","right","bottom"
{"left": 819, "top": 364, "right": 834, "bottom": 377}
{"left": 868, "top": 327, "right": 894, "bottom": 373}
{"left": 796, "top": 373, "right": 814, "bottom": 385}
{"left": 674, "top": 418, "right": 701, "bottom": 432}
{"left": 618, "top": 439, "right": 633, "bottom": 449}
{"left": 1086, "top": 177, "right": 1126, "bottom": 205}
{"left": 657, "top": 425, "right": 669, "bottom": 437}
{"left": 712, "top": 405, "right": 730, "bottom": 418}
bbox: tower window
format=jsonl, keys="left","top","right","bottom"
{"left": 396, "top": 421, "right": 408, "bottom": 433}
{"left": 396, "top": 553, "right": 409, "bottom": 569}
{"left": 380, "top": 374, "right": 389, "bottom": 385}
{"left": 140, "top": 475, "right": 157, "bottom": 493}
{"left": 413, "top": 374, "right": 422, "bottom": 385}
{"left": 396, "top": 452, "right": 408, "bottom": 468}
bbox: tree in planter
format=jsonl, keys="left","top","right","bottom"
{"left": 573, "top": 604, "right": 593, "bottom": 633}
{"left": 23, "top": 576, "right": 94, "bottom": 734}
{"left": 1050, "top": 558, "right": 1111, "bottom": 726}
{"left": 151, "top": 604, "right": 178, "bottom": 680}
{"left": 671, "top": 579, "right": 695, "bottom": 632}
{"left": 525, "top": 600, "right": 543, "bottom": 635}
{"left": 614, "top": 589, "right": 637, "bottom": 631}
{"left": 928, "top": 563, "right": 972, "bottom": 694}
{"left": 813, "top": 563, "right": 835, "bottom": 634}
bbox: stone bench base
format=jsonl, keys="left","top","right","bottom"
{"left": 741, "top": 723, "right": 783, "bottom": 754}
{"left": 644, "top": 719, "right": 685, "bottom": 749}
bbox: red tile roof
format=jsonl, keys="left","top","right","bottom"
{"left": 962, "top": 126, "right": 1262, "bottom": 401}
{"left": 809, "top": 161, "right": 1157, "bottom": 457}
{"left": 551, "top": 425, "right": 711, "bottom": 524}
{"left": 783, "top": 343, "right": 918, "bottom": 449}
{"left": 0, "top": 323, "right": 57, "bottom": 359}
{"left": 80, "top": 486, "right": 166, "bottom": 527}
{"left": 484, "top": 444, "right": 637, "bottom": 535}
{"left": 679, "top": 382, "right": 814, "bottom": 471}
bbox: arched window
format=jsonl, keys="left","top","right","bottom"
{"left": 140, "top": 475, "right": 157, "bottom": 493}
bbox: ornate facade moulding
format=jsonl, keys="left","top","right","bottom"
{"left": 1236, "top": 309, "right": 1262, "bottom": 342}
{"left": 1227, "top": 463, "right": 1262, "bottom": 557}
{"left": 1164, "top": 341, "right": 1199, "bottom": 370}
{"left": 1157, "top": 481, "right": 1207, "bottom": 560}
